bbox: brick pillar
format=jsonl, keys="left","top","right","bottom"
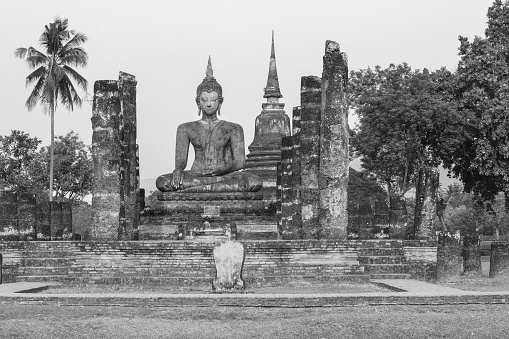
{"left": 91, "top": 80, "right": 121, "bottom": 240}
{"left": 118, "top": 72, "right": 140, "bottom": 240}
{"left": 319, "top": 40, "right": 349, "bottom": 240}
{"left": 299, "top": 76, "right": 322, "bottom": 239}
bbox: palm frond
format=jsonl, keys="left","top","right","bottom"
{"left": 58, "top": 76, "right": 83, "bottom": 111}
{"left": 62, "top": 65, "right": 88, "bottom": 92}
{"left": 40, "top": 17, "right": 69, "bottom": 54}
{"left": 14, "top": 47, "right": 28, "bottom": 59}
{"left": 60, "top": 50, "right": 88, "bottom": 68}
{"left": 25, "top": 77, "right": 46, "bottom": 111}
{"left": 25, "top": 66, "right": 48, "bottom": 86}
{"left": 25, "top": 48, "right": 48, "bottom": 68}
{"left": 61, "top": 32, "right": 88, "bottom": 52}
{"left": 58, "top": 79, "right": 73, "bottom": 111}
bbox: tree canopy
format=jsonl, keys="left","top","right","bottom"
{"left": 349, "top": 63, "right": 458, "bottom": 197}
{"left": 30, "top": 131, "right": 93, "bottom": 202}
{"left": 0, "top": 130, "right": 41, "bottom": 194}
{"left": 443, "top": 0, "right": 509, "bottom": 201}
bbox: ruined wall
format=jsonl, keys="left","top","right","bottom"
{"left": 348, "top": 196, "right": 408, "bottom": 239}
{"left": 91, "top": 72, "right": 140, "bottom": 241}
{"left": 0, "top": 192, "right": 72, "bottom": 241}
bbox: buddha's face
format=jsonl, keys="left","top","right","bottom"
{"left": 198, "top": 91, "right": 222, "bottom": 116}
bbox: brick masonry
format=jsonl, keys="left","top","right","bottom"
{"left": 0, "top": 240, "right": 436, "bottom": 285}
{"left": 0, "top": 192, "right": 72, "bottom": 241}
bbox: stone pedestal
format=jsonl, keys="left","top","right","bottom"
{"left": 140, "top": 192, "right": 277, "bottom": 241}
{"left": 436, "top": 231, "right": 462, "bottom": 282}
{"left": 212, "top": 241, "right": 245, "bottom": 291}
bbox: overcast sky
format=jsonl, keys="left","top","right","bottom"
{"left": 0, "top": 0, "right": 496, "bottom": 183}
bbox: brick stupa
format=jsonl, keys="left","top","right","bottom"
{"left": 244, "top": 31, "right": 291, "bottom": 195}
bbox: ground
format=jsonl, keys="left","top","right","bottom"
{"left": 2, "top": 256, "right": 509, "bottom": 338}
{"left": 0, "top": 304, "right": 508, "bottom": 338}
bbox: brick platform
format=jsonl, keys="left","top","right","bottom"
{"left": 141, "top": 192, "right": 278, "bottom": 240}
{"left": 0, "top": 240, "right": 436, "bottom": 285}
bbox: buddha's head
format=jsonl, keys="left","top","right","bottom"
{"left": 196, "top": 56, "right": 224, "bottom": 115}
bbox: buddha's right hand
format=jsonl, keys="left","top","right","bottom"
{"left": 172, "top": 169, "right": 184, "bottom": 189}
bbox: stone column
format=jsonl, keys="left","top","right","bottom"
{"left": 299, "top": 76, "right": 322, "bottom": 239}
{"left": 91, "top": 80, "right": 121, "bottom": 240}
{"left": 319, "top": 40, "right": 349, "bottom": 240}
{"left": 118, "top": 72, "right": 140, "bottom": 240}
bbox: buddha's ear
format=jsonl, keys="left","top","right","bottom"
{"left": 195, "top": 97, "right": 201, "bottom": 116}
{"left": 218, "top": 98, "right": 223, "bottom": 116}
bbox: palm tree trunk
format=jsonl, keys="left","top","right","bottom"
{"left": 49, "top": 103, "right": 54, "bottom": 202}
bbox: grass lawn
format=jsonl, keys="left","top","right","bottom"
{"left": 0, "top": 303, "right": 508, "bottom": 339}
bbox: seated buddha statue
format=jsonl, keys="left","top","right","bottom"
{"left": 156, "top": 57, "right": 263, "bottom": 193}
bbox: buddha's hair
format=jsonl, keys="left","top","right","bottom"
{"left": 196, "top": 77, "right": 223, "bottom": 99}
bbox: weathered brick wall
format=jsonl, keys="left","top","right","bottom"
{"left": 0, "top": 192, "right": 72, "bottom": 241}
{"left": 0, "top": 240, "right": 436, "bottom": 284}
{"left": 347, "top": 196, "right": 408, "bottom": 239}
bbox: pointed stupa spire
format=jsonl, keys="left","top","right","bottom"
{"left": 206, "top": 55, "right": 214, "bottom": 79}
{"left": 263, "top": 30, "right": 283, "bottom": 99}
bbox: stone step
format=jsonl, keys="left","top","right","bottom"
{"left": 362, "top": 264, "right": 409, "bottom": 274}
{"left": 23, "top": 258, "right": 73, "bottom": 266}
{"left": 359, "top": 248, "right": 406, "bottom": 256}
{"left": 16, "top": 275, "right": 71, "bottom": 282}
{"left": 358, "top": 256, "right": 407, "bottom": 265}
{"left": 18, "top": 266, "right": 70, "bottom": 275}
{"left": 23, "top": 251, "right": 75, "bottom": 258}
{"left": 369, "top": 274, "right": 411, "bottom": 280}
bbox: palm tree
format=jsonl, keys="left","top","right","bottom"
{"left": 15, "top": 17, "right": 88, "bottom": 201}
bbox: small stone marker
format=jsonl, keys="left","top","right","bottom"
{"left": 202, "top": 206, "right": 221, "bottom": 218}
{"left": 212, "top": 240, "right": 245, "bottom": 291}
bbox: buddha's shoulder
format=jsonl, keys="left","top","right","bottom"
{"left": 177, "top": 121, "right": 201, "bottom": 129}
{"left": 219, "top": 120, "right": 243, "bottom": 130}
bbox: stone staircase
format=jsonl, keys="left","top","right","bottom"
{"left": 359, "top": 244, "right": 411, "bottom": 279}
{"left": 15, "top": 243, "right": 75, "bottom": 283}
